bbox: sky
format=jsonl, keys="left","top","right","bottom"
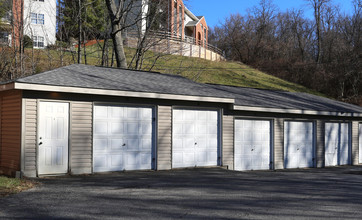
{"left": 187, "top": 0, "right": 355, "bottom": 27}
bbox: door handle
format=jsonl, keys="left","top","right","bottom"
{"left": 122, "top": 143, "right": 126, "bottom": 146}
{"left": 39, "top": 142, "right": 43, "bottom": 145}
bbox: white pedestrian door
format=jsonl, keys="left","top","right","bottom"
{"left": 38, "top": 102, "right": 69, "bottom": 175}
{"left": 359, "top": 124, "right": 362, "bottom": 164}
{"left": 325, "top": 122, "right": 350, "bottom": 166}
{"left": 234, "top": 120, "right": 271, "bottom": 171}
{"left": 284, "top": 121, "right": 314, "bottom": 169}
{"left": 93, "top": 105, "right": 154, "bottom": 172}
{"left": 172, "top": 109, "right": 219, "bottom": 168}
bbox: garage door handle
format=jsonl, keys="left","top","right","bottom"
{"left": 39, "top": 142, "right": 43, "bottom": 145}
{"left": 122, "top": 143, "right": 126, "bottom": 146}
{"left": 251, "top": 149, "right": 254, "bottom": 151}
{"left": 195, "top": 142, "right": 197, "bottom": 145}
{"left": 297, "top": 148, "right": 299, "bottom": 151}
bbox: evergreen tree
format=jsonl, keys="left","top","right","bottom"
{"left": 59, "top": 0, "right": 109, "bottom": 41}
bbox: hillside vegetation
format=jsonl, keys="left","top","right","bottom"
{"left": 11, "top": 45, "right": 323, "bottom": 97}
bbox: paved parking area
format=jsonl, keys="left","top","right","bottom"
{"left": 1, "top": 167, "right": 362, "bottom": 219}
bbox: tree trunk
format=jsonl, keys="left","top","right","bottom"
{"left": 111, "top": 23, "right": 127, "bottom": 68}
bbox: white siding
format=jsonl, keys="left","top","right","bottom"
{"left": 23, "top": 99, "right": 37, "bottom": 177}
{"left": 222, "top": 115, "right": 234, "bottom": 170}
{"left": 316, "top": 120, "right": 325, "bottom": 168}
{"left": 70, "top": 102, "right": 93, "bottom": 174}
{"left": 351, "top": 121, "right": 359, "bottom": 165}
{"left": 157, "top": 106, "right": 172, "bottom": 170}
{"left": 274, "top": 118, "right": 284, "bottom": 169}
{"left": 23, "top": 0, "right": 57, "bottom": 47}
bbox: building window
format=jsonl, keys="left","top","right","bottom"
{"left": 179, "top": 5, "right": 182, "bottom": 37}
{"left": 33, "top": 36, "right": 44, "bottom": 48}
{"left": 0, "top": 32, "right": 9, "bottom": 44}
{"left": 31, "top": 13, "right": 45, "bottom": 24}
{"left": 173, "top": 4, "right": 177, "bottom": 34}
{"left": 204, "top": 28, "right": 207, "bottom": 43}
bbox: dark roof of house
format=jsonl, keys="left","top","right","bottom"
{"left": 185, "top": 21, "right": 198, "bottom": 27}
{"left": 208, "top": 84, "right": 362, "bottom": 114}
{"left": 13, "top": 64, "right": 362, "bottom": 114}
{"left": 15, "top": 64, "right": 231, "bottom": 99}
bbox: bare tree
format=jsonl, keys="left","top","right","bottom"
{"left": 104, "top": 0, "right": 133, "bottom": 68}
{"left": 306, "top": 0, "right": 331, "bottom": 64}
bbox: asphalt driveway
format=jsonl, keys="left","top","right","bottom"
{"left": 1, "top": 167, "right": 362, "bottom": 219}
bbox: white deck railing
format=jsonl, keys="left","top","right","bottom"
{"left": 125, "top": 30, "right": 224, "bottom": 56}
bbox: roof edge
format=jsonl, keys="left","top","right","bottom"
{"left": 184, "top": 6, "right": 199, "bottom": 21}
{"left": 14, "top": 82, "right": 235, "bottom": 104}
{"left": 233, "top": 105, "right": 362, "bottom": 117}
{"left": 0, "top": 82, "right": 15, "bottom": 91}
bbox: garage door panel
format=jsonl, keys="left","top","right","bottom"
{"left": 125, "top": 139, "right": 139, "bottom": 150}
{"left": 94, "top": 121, "right": 108, "bottom": 135}
{"left": 173, "top": 110, "right": 184, "bottom": 121}
{"left": 184, "top": 111, "right": 196, "bottom": 120}
{"left": 110, "top": 106, "right": 123, "bottom": 118}
{"left": 359, "top": 124, "right": 362, "bottom": 164}
{"left": 173, "top": 138, "right": 183, "bottom": 149}
{"left": 95, "top": 106, "right": 108, "bottom": 118}
{"left": 94, "top": 155, "right": 107, "bottom": 169}
{"left": 172, "top": 109, "right": 219, "bottom": 168}
{"left": 126, "top": 122, "right": 139, "bottom": 134}
{"left": 111, "top": 122, "right": 124, "bottom": 134}
{"left": 185, "top": 138, "right": 195, "bottom": 148}
{"left": 235, "top": 119, "right": 271, "bottom": 171}
{"left": 284, "top": 121, "right": 314, "bottom": 169}
{"left": 184, "top": 152, "right": 195, "bottom": 163}
{"left": 94, "top": 138, "right": 107, "bottom": 151}
{"left": 110, "top": 139, "right": 123, "bottom": 150}
{"left": 173, "top": 124, "right": 183, "bottom": 134}
{"left": 141, "top": 123, "right": 152, "bottom": 134}
{"left": 196, "top": 124, "right": 207, "bottom": 134}
{"left": 196, "top": 138, "right": 207, "bottom": 148}
{"left": 93, "top": 105, "right": 154, "bottom": 172}
{"left": 140, "top": 108, "right": 152, "bottom": 118}
{"left": 141, "top": 139, "right": 152, "bottom": 149}
{"left": 184, "top": 123, "right": 195, "bottom": 134}
{"left": 207, "top": 125, "right": 218, "bottom": 135}
{"left": 111, "top": 155, "right": 123, "bottom": 167}
{"left": 325, "top": 122, "right": 350, "bottom": 166}
{"left": 196, "top": 150, "right": 207, "bottom": 163}
{"left": 126, "top": 108, "right": 138, "bottom": 119}
{"left": 197, "top": 111, "right": 207, "bottom": 120}
{"left": 207, "top": 138, "right": 218, "bottom": 149}
{"left": 239, "top": 156, "right": 252, "bottom": 170}
{"left": 173, "top": 153, "right": 183, "bottom": 165}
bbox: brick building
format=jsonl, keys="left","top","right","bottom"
{"left": 169, "top": 0, "right": 208, "bottom": 46}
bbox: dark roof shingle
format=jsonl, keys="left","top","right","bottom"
{"left": 15, "top": 64, "right": 362, "bottom": 114}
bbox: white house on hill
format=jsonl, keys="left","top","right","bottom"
{"left": 0, "top": 0, "right": 56, "bottom": 48}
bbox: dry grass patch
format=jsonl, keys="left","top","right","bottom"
{"left": 0, "top": 176, "right": 37, "bottom": 197}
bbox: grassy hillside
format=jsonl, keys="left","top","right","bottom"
{"left": 19, "top": 45, "right": 323, "bottom": 96}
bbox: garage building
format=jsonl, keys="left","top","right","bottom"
{"left": 0, "top": 64, "right": 361, "bottom": 177}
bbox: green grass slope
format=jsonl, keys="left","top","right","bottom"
{"left": 20, "top": 45, "right": 322, "bottom": 96}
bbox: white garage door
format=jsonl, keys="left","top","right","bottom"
{"left": 172, "top": 109, "right": 219, "bottom": 168}
{"left": 360, "top": 124, "right": 362, "bottom": 164}
{"left": 93, "top": 105, "right": 154, "bottom": 172}
{"left": 325, "top": 122, "right": 350, "bottom": 166}
{"left": 284, "top": 121, "right": 314, "bottom": 169}
{"left": 234, "top": 119, "right": 271, "bottom": 171}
